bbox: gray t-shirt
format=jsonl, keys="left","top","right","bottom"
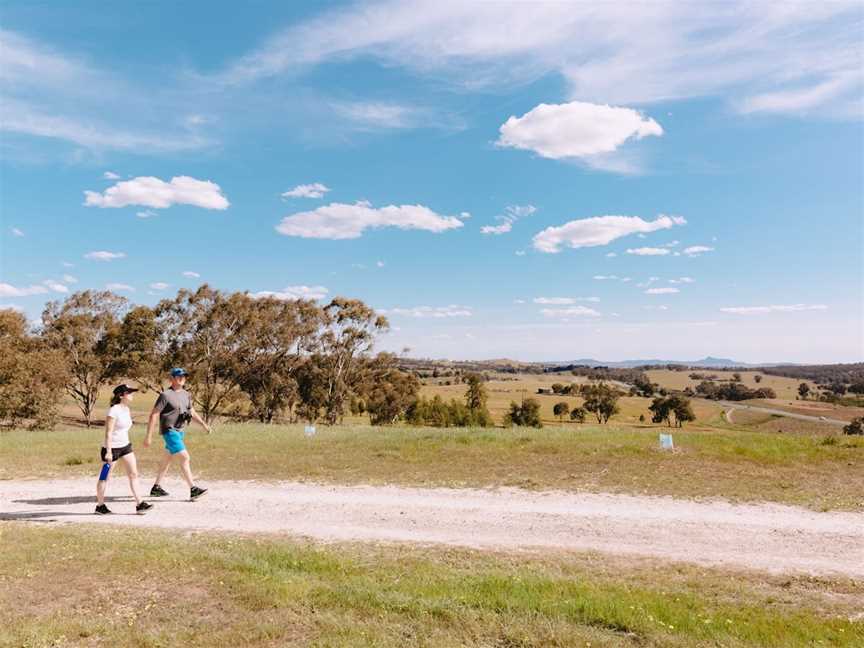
{"left": 153, "top": 388, "right": 192, "bottom": 434}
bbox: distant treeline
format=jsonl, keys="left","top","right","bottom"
{"left": 759, "top": 363, "right": 864, "bottom": 394}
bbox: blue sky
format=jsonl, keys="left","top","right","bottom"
{"left": 1, "top": 1, "right": 862, "bottom": 363}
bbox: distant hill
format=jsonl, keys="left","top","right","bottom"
{"left": 558, "top": 356, "right": 752, "bottom": 369}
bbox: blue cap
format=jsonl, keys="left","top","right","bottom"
{"left": 170, "top": 367, "right": 188, "bottom": 377}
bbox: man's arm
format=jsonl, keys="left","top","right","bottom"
{"left": 143, "top": 407, "right": 161, "bottom": 448}
{"left": 190, "top": 407, "right": 212, "bottom": 434}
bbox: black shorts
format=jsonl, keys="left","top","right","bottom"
{"left": 101, "top": 443, "right": 133, "bottom": 463}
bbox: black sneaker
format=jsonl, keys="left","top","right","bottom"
{"left": 95, "top": 504, "right": 112, "bottom": 515}
{"left": 136, "top": 501, "right": 153, "bottom": 515}
{"left": 190, "top": 486, "right": 207, "bottom": 500}
{"left": 150, "top": 484, "right": 169, "bottom": 497}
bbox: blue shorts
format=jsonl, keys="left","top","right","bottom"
{"left": 162, "top": 429, "right": 186, "bottom": 455}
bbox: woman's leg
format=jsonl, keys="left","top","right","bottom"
{"left": 96, "top": 458, "right": 112, "bottom": 505}
{"left": 118, "top": 453, "right": 142, "bottom": 505}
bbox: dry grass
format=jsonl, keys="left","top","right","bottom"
{"left": 421, "top": 377, "right": 724, "bottom": 426}
{"left": 1, "top": 524, "right": 861, "bottom": 648}
{"left": 646, "top": 369, "right": 814, "bottom": 400}
{"left": 3, "top": 423, "right": 863, "bottom": 511}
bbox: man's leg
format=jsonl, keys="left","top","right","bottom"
{"left": 153, "top": 450, "right": 173, "bottom": 488}
{"left": 176, "top": 449, "right": 195, "bottom": 489}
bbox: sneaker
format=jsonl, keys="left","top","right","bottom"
{"left": 95, "top": 504, "right": 112, "bottom": 515}
{"left": 150, "top": 484, "right": 169, "bottom": 497}
{"left": 190, "top": 486, "right": 208, "bottom": 500}
{"left": 135, "top": 501, "right": 153, "bottom": 515}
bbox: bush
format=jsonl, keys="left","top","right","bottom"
{"left": 505, "top": 398, "right": 543, "bottom": 428}
{"left": 843, "top": 417, "right": 863, "bottom": 436}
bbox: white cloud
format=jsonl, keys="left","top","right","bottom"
{"left": 481, "top": 204, "right": 536, "bottom": 236}
{"left": 669, "top": 277, "right": 695, "bottom": 284}
{"left": 252, "top": 285, "right": 329, "bottom": 301}
{"left": 103, "top": 171, "right": 120, "bottom": 180}
{"left": 106, "top": 283, "right": 135, "bottom": 292}
{"left": 42, "top": 280, "right": 68, "bottom": 293}
{"left": 720, "top": 304, "right": 828, "bottom": 315}
{"left": 282, "top": 182, "right": 331, "bottom": 199}
{"left": 10, "top": 227, "right": 24, "bottom": 237}
{"left": 0, "top": 282, "right": 47, "bottom": 297}
{"left": 683, "top": 245, "right": 714, "bottom": 257}
{"left": 376, "top": 260, "right": 385, "bottom": 268}
{"left": 644, "top": 305, "right": 669, "bottom": 311}
{"left": 84, "top": 250, "right": 126, "bottom": 261}
{"left": 275, "top": 200, "right": 463, "bottom": 240}
{"left": 636, "top": 276, "right": 661, "bottom": 288}
{"left": 84, "top": 176, "right": 229, "bottom": 210}
{"left": 0, "top": 280, "right": 68, "bottom": 297}
{"left": 513, "top": 299, "right": 526, "bottom": 305}
{"left": 662, "top": 240, "right": 679, "bottom": 248}
{"left": 534, "top": 297, "right": 599, "bottom": 305}
{"left": 593, "top": 275, "right": 617, "bottom": 280}
{"left": 645, "top": 287, "right": 679, "bottom": 295}
{"left": 381, "top": 305, "right": 472, "bottom": 318}
{"left": 605, "top": 252, "right": 617, "bottom": 257}
{"left": 497, "top": 101, "right": 662, "bottom": 167}
{"left": 533, "top": 214, "right": 685, "bottom": 253}
{"left": 214, "top": 2, "right": 862, "bottom": 118}
{"left": 540, "top": 306, "right": 601, "bottom": 318}
{"left": 136, "top": 210, "right": 157, "bottom": 219}
{"left": 182, "top": 271, "right": 201, "bottom": 278}
{"left": 626, "top": 247, "right": 670, "bottom": 256}
{"left": 61, "top": 274, "right": 78, "bottom": 284}
{"left": 515, "top": 250, "right": 526, "bottom": 256}
{"left": 459, "top": 212, "right": 472, "bottom": 219}
{"left": 330, "top": 101, "right": 430, "bottom": 130}
{"left": 61, "top": 261, "right": 74, "bottom": 268}
{"left": 149, "top": 282, "right": 170, "bottom": 291}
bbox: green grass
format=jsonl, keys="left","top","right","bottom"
{"left": 2, "top": 422, "right": 862, "bottom": 510}
{"left": 1, "top": 524, "right": 860, "bottom": 648}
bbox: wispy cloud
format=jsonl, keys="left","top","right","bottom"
{"left": 626, "top": 247, "right": 670, "bottom": 256}
{"left": 381, "top": 305, "right": 472, "bottom": 318}
{"left": 213, "top": 2, "right": 863, "bottom": 118}
{"left": 276, "top": 200, "right": 463, "bottom": 240}
{"left": 534, "top": 214, "right": 685, "bottom": 253}
{"left": 645, "top": 287, "right": 679, "bottom": 295}
{"left": 683, "top": 245, "right": 714, "bottom": 257}
{"left": 84, "top": 250, "right": 126, "bottom": 261}
{"left": 721, "top": 304, "right": 828, "bottom": 315}
{"left": 252, "top": 285, "right": 329, "bottom": 301}
{"left": 10, "top": 227, "right": 24, "bottom": 237}
{"left": 106, "top": 283, "right": 135, "bottom": 292}
{"left": 282, "top": 183, "right": 331, "bottom": 199}
{"left": 481, "top": 204, "right": 536, "bottom": 235}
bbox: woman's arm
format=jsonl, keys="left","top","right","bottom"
{"left": 103, "top": 414, "right": 116, "bottom": 459}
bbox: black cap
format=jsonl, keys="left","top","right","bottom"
{"left": 112, "top": 384, "right": 139, "bottom": 396}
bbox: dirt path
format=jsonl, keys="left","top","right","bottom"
{"left": 2, "top": 478, "right": 862, "bottom": 577}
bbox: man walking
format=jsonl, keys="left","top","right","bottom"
{"left": 144, "top": 368, "right": 211, "bottom": 500}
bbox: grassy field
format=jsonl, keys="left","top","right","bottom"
{"left": 420, "top": 377, "right": 724, "bottom": 426}
{"left": 645, "top": 369, "right": 813, "bottom": 400}
{"left": 1, "top": 524, "right": 860, "bottom": 648}
{"left": 2, "top": 422, "right": 862, "bottom": 511}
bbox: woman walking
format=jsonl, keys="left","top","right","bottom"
{"left": 95, "top": 384, "right": 153, "bottom": 515}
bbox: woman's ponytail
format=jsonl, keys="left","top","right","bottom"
{"left": 110, "top": 394, "right": 121, "bottom": 406}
